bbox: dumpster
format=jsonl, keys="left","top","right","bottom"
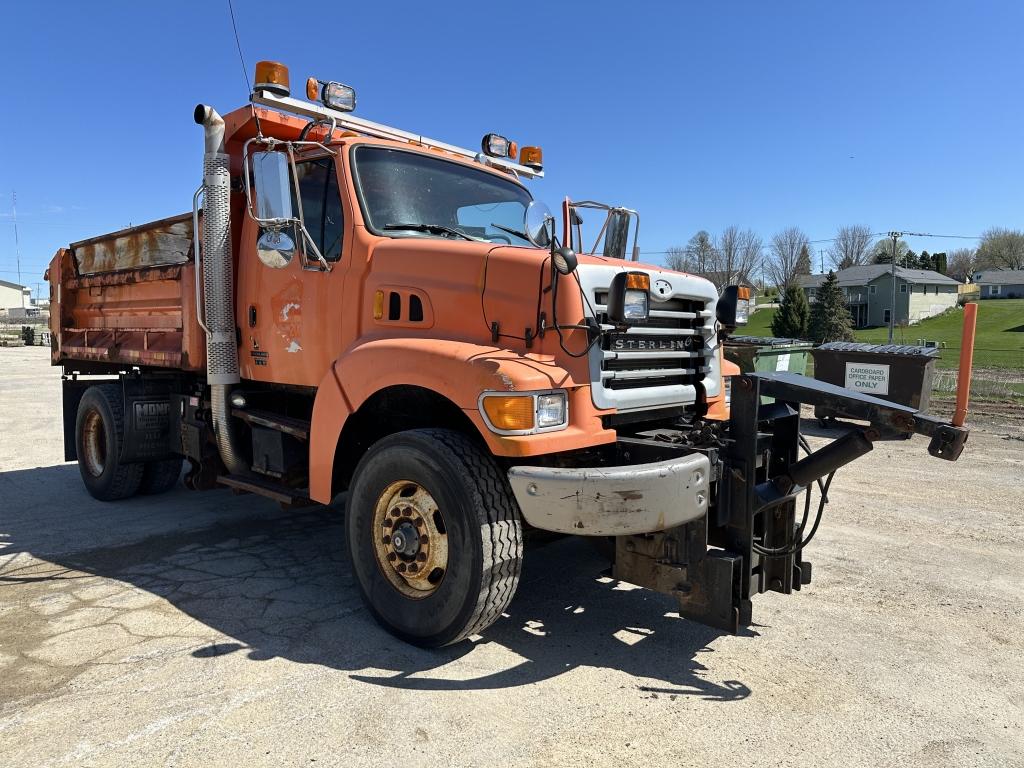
{"left": 724, "top": 336, "right": 814, "bottom": 375}
{"left": 810, "top": 342, "right": 940, "bottom": 423}
{"left": 724, "top": 336, "right": 814, "bottom": 404}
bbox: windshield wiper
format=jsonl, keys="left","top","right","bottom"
{"left": 490, "top": 222, "right": 530, "bottom": 242}
{"left": 383, "top": 223, "right": 480, "bottom": 241}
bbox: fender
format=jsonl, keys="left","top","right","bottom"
{"left": 307, "top": 337, "right": 615, "bottom": 503}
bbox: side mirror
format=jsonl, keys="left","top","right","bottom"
{"left": 603, "top": 210, "right": 631, "bottom": 260}
{"left": 716, "top": 285, "right": 751, "bottom": 334}
{"left": 252, "top": 151, "right": 295, "bottom": 223}
{"left": 524, "top": 200, "right": 554, "bottom": 248}
{"left": 256, "top": 228, "right": 296, "bottom": 269}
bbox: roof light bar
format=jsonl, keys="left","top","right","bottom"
{"left": 250, "top": 88, "right": 544, "bottom": 179}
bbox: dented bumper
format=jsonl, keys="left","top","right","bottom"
{"left": 507, "top": 453, "right": 710, "bottom": 536}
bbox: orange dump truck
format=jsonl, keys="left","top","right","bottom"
{"left": 47, "top": 62, "right": 970, "bottom": 646}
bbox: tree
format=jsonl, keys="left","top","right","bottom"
{"left": 872, "top": 237, "right": 911, "bottom": 266}
{"left": 765, "top": 227, "right": 811, "bottom": 292}
{"left": 976, "top": 228, "right": 1024, "bottom": 270}
{"left": 796, "top": 244, "right": 813, "bottom": 276}
{"left": 828, "top": 225, "right": 873, "bottom": 269}
{"left": 947, "top": 248, "right": 978, "bottom": 282}
{"left": 711, "top": 226, "right": 762, "bottom": 290}
{"left": 666, "top": 228, "right": 763, "bottom": 290}
{"left": 808, "top": 271, "right": 854, "bottom": 344}
{"left": 771, "top": 284, "right": 810, "bottom": 339}
{"left": 685, "top": 230, "right": 716, "bottom": 273}
{"left": 665, "top": 246, "right": 689, "bottom": 273}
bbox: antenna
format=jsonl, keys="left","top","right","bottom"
{"left": 12, "top": 191, "right": 23, "bottom": 309}
{"left": 226, "top": 0, "right": 263, "bottom": 136}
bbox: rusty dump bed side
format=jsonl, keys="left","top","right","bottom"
{"left": 48, "top": 213, "right": 206, "bottom": 371}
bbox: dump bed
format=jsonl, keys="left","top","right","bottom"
{"left": 46, "top": 213, "right": 206, "bottom": 371}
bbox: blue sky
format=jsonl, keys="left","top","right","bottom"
{"left": 3, "top": 1, "right": 1022, "bottom": 295}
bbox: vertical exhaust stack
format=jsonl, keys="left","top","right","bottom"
{"left": 194, "top": 104, "right": 246, "bottom": 475}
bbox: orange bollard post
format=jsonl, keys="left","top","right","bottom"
{"left": 952, "top": 302, "right": 978, "bottom": 427}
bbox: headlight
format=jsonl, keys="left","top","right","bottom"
{"left": 536, "top": 393, "right": 567, "bottom": 428}
{"left": 607, "top": 271, "right": 651, "bottom": 324}
{"left": 623, "top": 288, "right": 649, "bottom": 321}
{"left": 479, "top": 390, "right": 569, "bottom": 434}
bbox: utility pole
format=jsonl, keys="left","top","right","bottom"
{"left": 887, "top": 231, "right": 902, "bottom": 344}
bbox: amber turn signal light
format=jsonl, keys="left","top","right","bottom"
{"left": 625, "top": 273, "right": 650, "bottom": 290}
{"left": 481, "top": 396, "right": 535, "bottom": 432}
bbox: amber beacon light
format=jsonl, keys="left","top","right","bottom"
{"left": 254, "top": 61, "right": 291, "bottom": 97}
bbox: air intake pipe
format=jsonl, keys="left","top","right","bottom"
{"left": 195, "top": 104, "right": 247, "bottom": 475}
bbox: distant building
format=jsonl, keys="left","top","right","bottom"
{"left": 799, "top": 265, "right": 961, "bottom": 328}
{"left": 973, "top": 269, "right": 1024, "bottom": 299}
{"left": 0, "top": 279, "right": 31, "bottom": 311}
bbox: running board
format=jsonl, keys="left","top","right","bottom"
{"left": 217, "top": 473, "right": 312, "bottom": 507}
{"left": 231, "top": 408, "right": 310, "bottom": 441}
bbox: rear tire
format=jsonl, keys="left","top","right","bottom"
{"left": 140, "top": 458, "right": 183, "bottom": 495}
{"left": 75, "top": 383, "right": 144, "bottom": 501}
{"left": 347, "top": 428, "right": 523, "bottom": 647}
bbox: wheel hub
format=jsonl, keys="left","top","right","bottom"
{"left": 81, "top": 410, "right": 106, "bottom": 478}
{"left": 371, "top": 481, "right": 448, "bottom": 599}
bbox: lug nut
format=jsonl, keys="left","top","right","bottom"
{"left": 414, "top": 518, "right": 424, "bottom": 527}
{"left": 402, "top": 509, "right": 412, "bottom": 517}
{"left": 397, "top": 563, "right": 407, "bottom": 573}
{"left": 388, "top": 552, "right": 397, "bottom": 562}
{"left": 390, "top": 508, "right": 401, "bottom": 518}
{"left": 382, "top": 534, "right": 391, "bottom": 544}
{"left": 417, "top": 552, "right": 427, "bottom": 562}
{"left": 409, "top": 564, "right": 419, "bottom": 573}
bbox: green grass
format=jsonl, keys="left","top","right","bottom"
{"left": 744, "top": 305, "right": 778, "bottom": 336}
{"left": 743, "top": 300, "right": 1024, "bottom": 370}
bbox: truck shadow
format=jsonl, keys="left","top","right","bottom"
{"left": 0, "top": 464, "right": 750, "bottom": 702}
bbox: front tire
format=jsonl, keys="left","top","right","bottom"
{"left": 347, "top": 428, "right": 523, "bottom": 647}
{"left": 75, "top": 383, "right": 144, "bottom": 501}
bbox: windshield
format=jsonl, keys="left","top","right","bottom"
{"left": 351, "top": 146, "right": 534, "bottom": 245}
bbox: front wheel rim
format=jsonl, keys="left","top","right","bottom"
{"left": 371, "top": 481, "right": 448, "bottom": 599}
{"left": 81, "top": 409, "right": 106, "bottom": 477}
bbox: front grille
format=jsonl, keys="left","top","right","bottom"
{"left": 595, "top": 294, "right": 712, "bottom": 391}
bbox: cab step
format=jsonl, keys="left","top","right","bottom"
{"left": 231, "top": 408, "right": 310, "bottom": 440}
{"left": 217, "top": 473, "right": 311, "bottom": 507}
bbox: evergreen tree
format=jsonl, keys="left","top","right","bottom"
{"left": 771, "top": 284, "right": 810, "bottom": 339}
{"left": 808, "top": 271, "right": 855, "bottom": 344}
{"left": 796, "top": 244, "right": 813, "bottom": 276}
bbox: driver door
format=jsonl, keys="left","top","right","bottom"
{"left": 238, "top": 155, "right": 347, "bottom": 386}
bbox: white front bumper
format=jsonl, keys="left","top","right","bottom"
{"left": 507, "top": 452, "right": 710, "bottom": 536}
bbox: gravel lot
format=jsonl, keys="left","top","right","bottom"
{"left": 2, "top": 345, "right": 1022, "bottom": 767}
